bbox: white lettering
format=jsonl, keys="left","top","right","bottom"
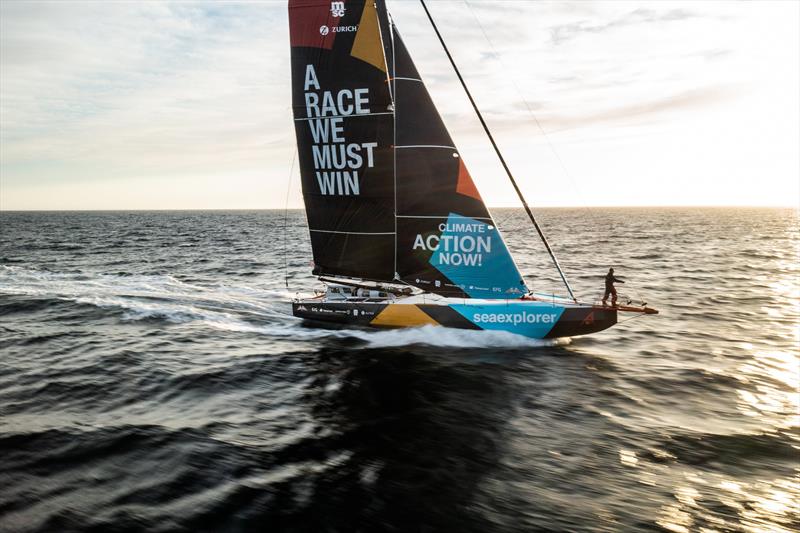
{"left": 310, "top": 142, "right": 376, "bottom": 171}
{"left": 331, "top": 118, "right": 344, "bottom": 142}
{"left": 436, "top": 253, "right": 481, "bottom": 266}
{"left": 460, "top": 235, "right": 475, "bottom": 253}
{"left": 354, "top": 88, "right": 370, "bottom": 114}
{"left": 304, "top": 64, "right": 320, "bottom": 91}
{"left": 321, "top": 92, "right": 337, "bottom": 116}
{"left": 440, "top": 235, "right": 453, "bottom": 251}
{"left": 312, "top": 145, "right": 330, "bottom": 169}
{"left": 362, "top": 142, "right": 377, "bottom": 167}
{"left": 303, "top": 76, "right": 372, "bottom": 196}
{"left": 438, "top": 222, "right": 486, "bottom": 233}
{"left": 472, "top": 312, "right": 559, "bottom": 325}
{"left": 330, "top": 144, "right": 347, "bottom": 170}
{"left": 343, "top": 170, "right": 359, "bottom": 195}
{"left": 331, "top": 2, "right": 345, "bottom": 18}
{"left": 346, "top": 143, "right": 363, "bottom": 169}
{"left": 315, "top": 171, "right": 359, "bottom": 196}
{"left": 305, "top": 93, "right": 320, "bottom": 118}
{"left": 309, "top": 119, "right": 329, "bottom": 143}
{"left": 316, "top": 171, "right": 337, "bottom": 195}
{"left": 336, "top": 89, "right": 354, "bottom": 116}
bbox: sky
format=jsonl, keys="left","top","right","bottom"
{"left": 0, "top": 0, "right": 798, "bottom": 210}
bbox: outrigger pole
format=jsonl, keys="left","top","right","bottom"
{"left": 419, "top": 0, "right": 578, "bottom": 303}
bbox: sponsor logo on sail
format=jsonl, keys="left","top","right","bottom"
{"left": 330, "top": 1, "right": 345, "bottom": 17}
{"left": 320, "top": 25, "right": 358, "bottom": 34}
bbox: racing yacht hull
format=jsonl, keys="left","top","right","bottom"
{"left": 292, "top": 297, "right": 617, "bottom": 339}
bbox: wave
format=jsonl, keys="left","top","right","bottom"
{"left": 657, "top": 430, "right": 799, "bottom": 467}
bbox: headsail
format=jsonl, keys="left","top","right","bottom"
{"left": 289, "top": 0, "right": 528, "bottom": 298}
{"left": 388, "top": 29, "right": 528, "bottom": 299}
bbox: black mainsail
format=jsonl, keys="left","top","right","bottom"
{"left": 289, "top": 0, "right": 395, "bottom": 281}
{"left": 289, "top": 0, "right": 528, "bottom": 299}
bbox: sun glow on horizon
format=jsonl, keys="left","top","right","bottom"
{"left": 1, "top": 1, "right": 798, "bottom": 211}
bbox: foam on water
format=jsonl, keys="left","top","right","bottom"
{"left": 348, "top": 325, "right": 569, "bottom": 349}
{"left": 0, "top": 265, "right": 564, "bottom": 348}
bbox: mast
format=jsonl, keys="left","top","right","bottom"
{"left": 418, "top": 0, "right": 577, "bottom": 302}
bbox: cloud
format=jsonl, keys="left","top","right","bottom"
{"left": 549, "top": 7, "right": 699, "bottom": 45}
{"left": 438, "top": 85, "right": 738, "bottom": 143}
{"left": 1, "top": 1, "right": 291, "bottom": 185}
{"left": 531, "top": 86, "right": 738, "bottom": 132}
{"left": 1, "top": 0, "right": 797, "bottom": 209}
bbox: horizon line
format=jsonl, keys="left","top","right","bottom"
{"left": 1, "top": 204, "right": 798, "bottom": 213}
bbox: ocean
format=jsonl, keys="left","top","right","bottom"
{"left": 0, "top": 208, "right": 797, "bottom": 532}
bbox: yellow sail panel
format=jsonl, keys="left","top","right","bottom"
{"left": 351, "top": 1, "right": 387, "bottom": 72}
{"left": 371, "top": 305, "right": 439, "bottom": 327}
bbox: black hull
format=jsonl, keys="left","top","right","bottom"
{"left": 292, "top": 301, "right": 617, "bottom": 339}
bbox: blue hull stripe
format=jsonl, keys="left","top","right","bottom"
{"left": 450, "top": 302, "right": 565, "bottom": 338}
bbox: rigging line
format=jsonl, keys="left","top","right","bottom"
{"left": 283, "top": 148, "right": 298, "bottom": 291}
{"left": 463, "top": 0, "right": 607, "bottom": 237}
{"left": 463, "top": 0, "right": 587, "bottom": 207}
{"left": 388, "top": 10, "right": 399, "bottom": 281}
{"left": 419, "top": 0, "right": 577, "bottom": 302}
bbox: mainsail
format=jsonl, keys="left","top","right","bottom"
{"left": 289, "top": 0, "right": 529, "bottom": 298}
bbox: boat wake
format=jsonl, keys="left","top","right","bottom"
{"left": 0, "top": 266, "right": 568, "bottom": 349}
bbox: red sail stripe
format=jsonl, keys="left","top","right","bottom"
{"left": 455, "top": 158, "right": 482, "bottom": 201}
{"left": 288, "top": 0, "right": 339, "bottom": 50}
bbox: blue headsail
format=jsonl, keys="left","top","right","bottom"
{"left": 427, "top": 213, "right": 528, "bottom": 299}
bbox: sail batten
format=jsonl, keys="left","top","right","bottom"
{"left": 293, "top": 112, "right": 394, "bottom": 122}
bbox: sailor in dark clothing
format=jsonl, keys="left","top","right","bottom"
{"left": 602, "top": 268, "right": 624, "bottom": 306}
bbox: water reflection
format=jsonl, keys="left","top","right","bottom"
{"left": 657, "top": 473, "right": 800, "bottom": 533}
{"left": 736, "top": 349, "right": 799, "bottom": 431}
{"left": 297, "top": 345, "right": 520, "bottom": 532}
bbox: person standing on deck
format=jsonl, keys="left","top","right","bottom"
{"left": 603, "top": 268, "right": 624, "bottom": 306}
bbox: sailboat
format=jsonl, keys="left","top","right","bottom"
{"left": 287, "top": 0, "right": 657, "bottom": 339}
